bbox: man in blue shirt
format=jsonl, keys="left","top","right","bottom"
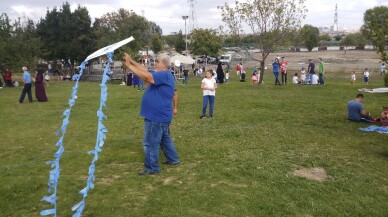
{"left": 123, "top": 53, "right": 179, "bottom": 175}
{"left": 272, "top": 58, "right": 280, "bottom": 85}
{"left": 18, "top": 66, "right": 33, "bottom": 103}
{"left": 347, "top": 94, "right": 372, "bottom": 122}
{"left": 304, "top": 59, "right": 315, "bottom": 84}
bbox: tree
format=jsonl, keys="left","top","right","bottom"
{"left": 301, "top": 24, "right": 319, "bottom": 51}
{"left": 37, "top": 2, "right": 95, "bottom": 67}
{"left": 94, "top": 8, "right": 162, "bottom": 59}
{"left": 334, "top": 34, "right": 343, "bottom": 41}
{"left": 220, "top": 0, "right": 306, "bottom": 84}
{"left": 361, "top": 6, "right": 388, "bottom": 62}
{"left": 341, "top": 33, "right": 368, "bottom": 54}
{"left": 0, "top": 13, "right": 41, "bottom": 71}
{"left": 189, "top": 29, "right": 222, "bottom": 57}
{"left": 174, "top": 30, "right": 186, "bottom": 53}
{"left": 150, "top": 34, "right": 163, "bottom": 54}
{"left": 320, "top": 33, "right": 331, "bottom": 42}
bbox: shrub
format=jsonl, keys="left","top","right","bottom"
{"left": 385, "top": 73, "right": 388, "bottom": 87}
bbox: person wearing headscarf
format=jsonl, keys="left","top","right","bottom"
{"left": 35, "top": 67, "right": 48, "bottom": 102}
{"left": 216, "top": 62, "right": 225, "bottom": 84}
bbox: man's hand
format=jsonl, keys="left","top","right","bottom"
{"left": 173, "top": 108, "right": 178, "bottom": 116}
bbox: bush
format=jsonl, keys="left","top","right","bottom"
{"left": 385, "top": 73, "right": 388, "bottom": 87}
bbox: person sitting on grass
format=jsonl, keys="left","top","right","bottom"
{"left": 252, "top": 72, "right": 258, "bottom": 84}
{"left": 347, "top": 94, "right": 374, "bottom": 122}
{"left": 381, "top": 106, "right": 388, "bottom": 127}
{"left": 292, "top": 73, "right": 300, "bottom": 84}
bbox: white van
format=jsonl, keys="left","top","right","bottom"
{"left": 219, "top": 54, "right": 232, "bottom": 64}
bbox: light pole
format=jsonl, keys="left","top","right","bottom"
{"left": 182, "top": 15, "right": 188, "bottom": 56}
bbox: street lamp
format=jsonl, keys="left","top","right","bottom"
{"left": 182, "top": 15, "right": 189, "bottom": 56}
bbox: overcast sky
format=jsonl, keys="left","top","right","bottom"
{"left": 1, "top": 0, "right": 387, "bottom": 35}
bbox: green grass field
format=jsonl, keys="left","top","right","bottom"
{"left": 0, "top": 71, "right": 387, "bottom": 217}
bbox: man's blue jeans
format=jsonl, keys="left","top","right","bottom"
{"left": 143, "top": 119, "right": 179, "bottom": 173}
{"left": 202, "top": 95, "right": 215, "bottom": 117}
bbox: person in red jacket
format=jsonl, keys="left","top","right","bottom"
{"left": 4, "top": 68, "right": 13, "bottom": 87}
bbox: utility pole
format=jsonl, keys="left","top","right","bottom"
{"left": 182, "top": 15, "right": 189, "bottom": 56}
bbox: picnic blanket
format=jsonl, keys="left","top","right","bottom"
{"left": 358, "top": 88, "right": 388, "bottom": 93}
{"left": 359, "top": 125, "right": 388, "bottom": 134}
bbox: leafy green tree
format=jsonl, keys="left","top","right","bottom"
{"left": 189, "top": 29, "right": 222, "bottom": 57}
{"left": 150, "top": 34, "right": 163, "bottom": 54}
{"left": 0, "top": 13, "right": 40, "bottom": 71}
{"left": 220, "top": 0, "right": 306, "bottom": 84}
{"left": 301, "top": 24, "right": 319, "bottom": 51}
{"left": 11, "top": 19, "right": 41, "bottom": 69}
{"left": 37, "top": 2, "right": 95, "bottom": 67}
{"left": 94, "top": 8, "right": 162, "bottom": 59}
{"left": 361, "top": 6, "right": 388, "bottom": 62}
{"left": 163, "top": 34, "right": 178, "bottom": 48}
{"left": 0, "top": 13, "right": 12, "bottom": 70}
{"left": 174, "top": 30, "right": 186, "bottom": 53}
{"left": 320, "top": 33, "right": 331, "bottom": 42}
{"left": 334, "top": 35, "right": 343, "bottom": 41}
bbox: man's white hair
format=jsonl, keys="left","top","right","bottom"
{"left": 157, "top": 54, "right": 171, "bottom": 67}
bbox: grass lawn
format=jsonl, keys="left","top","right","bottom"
{"left": 0, "top": 71, "right": 387, "bottom": 217}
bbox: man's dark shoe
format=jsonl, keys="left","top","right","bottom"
{"left": 138, "top": 170, "right": 159, "bottom": 176}
{"left": 162, "top": 161, "right": 179, "bottom": 165}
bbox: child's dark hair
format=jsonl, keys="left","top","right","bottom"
{"left": 294, "top": 73, "right": 298, "bottom": 76}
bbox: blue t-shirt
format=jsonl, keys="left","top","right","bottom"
{"left": 308, "top": 63, "right": 315, "bottom": 74}
{"left": 347, "top": 100, "right": 364, "bottom": 121}
{"left": 23, "top": 71, "right": 32, "bottom": 83}
{"left": 272, "top": 62, "right": 280, "bottom": 73}
{"left": 140, "top": 70, "right": 175, "bottom": 123}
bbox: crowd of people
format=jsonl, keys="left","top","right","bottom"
{"left": 2, "top": 54, "right": 386, "bottom": 176}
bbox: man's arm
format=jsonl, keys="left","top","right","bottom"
{"left": 123, "top": 53, "right": 154, "bottom": 84}
{"left": 173, "top": 90, "right": 178, "bottom": 116}
{"left": 125, "top": 55, "right": 148, "bottom": 71}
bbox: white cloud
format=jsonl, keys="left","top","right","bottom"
{"left": 1, "top": 0, "right": 386, "bottom": 34}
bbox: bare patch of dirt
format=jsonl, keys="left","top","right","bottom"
{"left": 293, "top": 167, "right": 328, "bottom": 182}
{"left": 383, "top": 186, "right": 388, "bottom": 194}
{"left": 163, "top": 177, "right": 176, "bottom": 185}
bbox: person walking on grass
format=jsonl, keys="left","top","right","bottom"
{"left": 304, "top": 59, "right": 315, "bottom": 85}
{"left": 123, "top": 53, "right": 180, "bottom": 175}
{"left": 380, "top": 63, "right": 386, "bottom": 76}
{"left": 200, "top": 69, "right": 217, "bottom": 119}
{"left": 182, "top": 67, "right": 189, "bottom": 85}
{"left": 18, "top": 66, "right": 33, "bottom": 103}
{"left": 318, "top": 58, "right": 325, "bottom": 85}
{"left": 35, "top": 67, "right": 48, "bottom": 102}
{"left": 363, "top": 68, "right": 369, "bottom": 85}
{"left": 351, "top": 71, "right": 356, "bottom": 84}
{"left": 272, "top": 58, "right": 281, "bottom": 85}
{"left": 280, "top": 57, "right": 288, "bottom": 84}
{"left": 4, "top": 68, "right": 13, "bottom": 87}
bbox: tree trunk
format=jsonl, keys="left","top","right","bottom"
{"left": 259, "top": 60, "right": 265, "bottom": 84}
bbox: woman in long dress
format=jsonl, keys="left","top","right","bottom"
{"left": 35, "top": 67, "right": 48, "bottom": 102}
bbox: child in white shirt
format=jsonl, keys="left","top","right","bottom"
{"left": 292, "top": 73, "right": 299, "bottom": 84}
{"left": 300, "top": 67, "right": 306, "bottom": 84}
{"left": 363, "top": 68, "right": 369, "bottom": 85}
{"left": 200, "top": 70, "right": 217, "bottom": 119}
{"left": 351, "top": 71, "right": 356, "bottom": 84}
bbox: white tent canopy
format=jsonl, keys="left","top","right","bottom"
{"left": 170, "top": 54, "right": 195, "bottom": 65}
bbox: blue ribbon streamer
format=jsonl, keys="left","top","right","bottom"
{"left": 71, "top": 52, "right": 113, "bottom": 217}
{"left": 40, "top": 62, "right": 88, "bottom": 217}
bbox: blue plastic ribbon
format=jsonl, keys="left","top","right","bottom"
{"left": 71, "top": 52, "right": 113, "bottom": 217}
{"left": 40, "top": 61, "right": 88, "bottom": 217}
